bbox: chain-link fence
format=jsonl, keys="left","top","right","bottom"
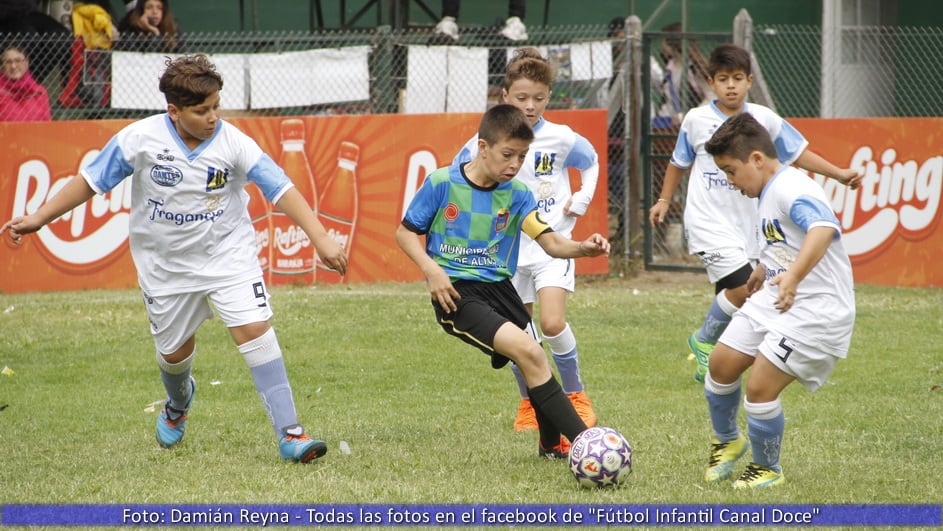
{"left": 635, "top": 15, "right": 943, "bottom": 273}
{"left": 4, "top": 14, "right": 943, "bottom": 275}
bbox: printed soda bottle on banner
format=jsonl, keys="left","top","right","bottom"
{"left": 270, "top": 118, "right": 317, "bottom": 285}
{"left": 316, "top": 141, "right": 359, "bottom": 283}
{"left": 247, "top": 183, "right": 271, "bottom": 280}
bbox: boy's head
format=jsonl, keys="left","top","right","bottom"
{"left": 503, "top": 47, "right": 554, "bottom": 127}
{"left": 473, "top": 104, "right": 534, "bottom": 184}
{"left": 159, "top": 54, "right": 223, "bottom": 108}
{"left": 708, "top": 43, "right": 751, "bottom": 77}
{"left": 160, "top": 55, "right": 223, "bottom": 144}
{"left": 705, "top": 112, "right": 778, "bottom": 198}
{"left": 707, "top": 44, "right": 754, "bottom": 113}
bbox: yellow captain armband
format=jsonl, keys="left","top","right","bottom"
{"left": 522, "top": 210, "right": 552, "bottom": 240}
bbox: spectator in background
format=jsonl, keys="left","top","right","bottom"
{"left": 116, "top": 0, "right": 179, "bottom": 52}
{"left": 0, "top": 0, "right": 71, "bottom": 85}
{"left": 430, "top": 0, "right": 528, "bottom": 44}
{"left": 655, "top": 21, "right": 713, "bottom": 128}
{"left": 0, "top": 46, "right": 51, "bottom": 122}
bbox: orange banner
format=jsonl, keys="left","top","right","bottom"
{"left": 790, "top": 118, "right": 942, "bottom": 287}
{"left": 0, "top": 110, "right": 609, "bottom": 293}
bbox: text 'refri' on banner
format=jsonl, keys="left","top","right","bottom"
{"left": 0, "top": 110, "right": 609, "bottom": 293}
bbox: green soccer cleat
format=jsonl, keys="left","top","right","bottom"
{"left": 688, "top": 332, "right": 714, "bottom": 383}
{"left": 156, "top": 377, "right": 196, "bottom": 448}
{"left": 705, "top": 434, "right": 747, "bottom": 482}
{"left": 279, "top": 425, "right": 328, "bottom": 463}
{"left": 732, "top": 462, "right": 785, "bottom": 489}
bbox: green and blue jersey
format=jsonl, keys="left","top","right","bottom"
{"left": 402, "top": 162, "right": 549, "bottom": 282}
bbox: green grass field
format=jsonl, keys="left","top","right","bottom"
{"left": 0, "top": 273, "right": 941, "bottom": 527}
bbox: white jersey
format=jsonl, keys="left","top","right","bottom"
{"left": 81, "top": 114, "right": 293, "bottom": 296}
{"left": 454, "top": 117, "right": 599, "bottom": 267}
{"left": 740, "top": 165, "right": 855, "bottom": 357}
{"left": 671, "top": 102, "right": 808, "bottom": 258}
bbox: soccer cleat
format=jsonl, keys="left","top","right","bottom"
{"left": 688, "top": 332, "right": 714, "bottom": 383}
{"left": 732, "top": 463, "right": 785, "bottom": 489}
{"left": 513, "top": 398, "right": 538, "bottom": 432}
{"left": 705, "top": 433, "right": 747, "bottom": 482}
{"left": 156, "top": 377, "right": 196, "bottom": 448}
{"left": 279, "top": 425, "right": 328, "bottom": 463}
{"left": 429, "top": 16, "right": 459, "bottom": 44}
{"left": 567, "top": 391, "right": 598, "bottom": 428}
{"left": 500, "top": 16, "right": 529, "bottom": 41}
{"left": 538, "top": 436, "right": 571, "bottom": 459}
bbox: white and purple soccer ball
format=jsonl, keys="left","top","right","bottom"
{"left": 568, "top": 427, "right": 633, "bottom": 488}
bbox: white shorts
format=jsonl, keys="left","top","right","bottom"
{"left": 719, "top": 311, "right": 838, "bottom": 392}
{"left": 693, "top": 246, "right": 752, "bottom": 284}
{"left": 512, "top": 257, "right": 575, "bottom": 305}
{"left": 142, "top": 276, "right": 273, "bottom": 354}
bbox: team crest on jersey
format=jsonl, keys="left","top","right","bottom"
{"left": 206, "top": 166, "right": 230, "bottom": 191}
{"left": 150, "top": 164, "right": 183, "bottom": 187}
{"left": 761, "top": 217, "right": 787, "bottom": 244}
{"left": 534, "top": 151, "right": 556, "bottom": 177}
{"left": 494, "top": 209, "right": 510, "bottom": 232}
{"left": 444, "top": 202, "right": 460, "bottom": 222}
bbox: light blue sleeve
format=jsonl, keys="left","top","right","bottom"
{"left": 669, "top": 129, "right": 695, "bottom": 169}
{"left": 773, "top": 120, "right": 808, "bottom": 164}
{"left": 247, "top": 153, "right": 293, "bottom": 202}
{"left": 452, "top": 135, "right": 477, "bottom": 165}
{"left": 790, "top": 195, "right": 840, "bottom": 238}
{"left": 563, "top": 134, "right": 598, "bottom": 170}
{"left": 82, "top": 136, "right": 134, "bottom": 193}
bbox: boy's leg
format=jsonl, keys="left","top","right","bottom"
{"left": 690, "top": 260, "right": 753, "bottom": 382}
{"left": 216, "top": 279, "right": 326, "bottom": 463}
{"left": 734, "top": 353, "right": 794, "bottom": 488}
{"left": 144, "top": 291, "right": 211, "bottom": 449}
{"left": 493, "top": 322, "right": 587, "bottom": 451}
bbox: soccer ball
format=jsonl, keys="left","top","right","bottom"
{"left": 568, "top": 427, "right": 632, "bottom": 488}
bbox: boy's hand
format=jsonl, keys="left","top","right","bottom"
{"left": 769, "top": 271, "right": 799, "bottom": 312}
{"left": 426, "top": 268, "right": 460, "bottom": 313}
{"left": 835, "top": 168, "right": 863, "bottom": 190}
{"left": 1, "top": 215, "right": 43, "bottom": 245}
{"left": 648, "top": 200, "right": 669, "bottom": 225}
{"left": 579, "top": 233, "right": 610, "bottom": 257}
{"left": 312, "top": 235, "right": 348, "bottom": 275}
{"left": 746, "top": 264, "right": 766, "bottom": 295}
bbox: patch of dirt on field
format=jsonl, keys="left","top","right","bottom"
{"left": 580, "top": 268, "right": 706, "bottom": 290}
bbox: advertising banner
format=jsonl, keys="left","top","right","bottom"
{"left": 0, "top": 110, "right": 610, "bottom": 293}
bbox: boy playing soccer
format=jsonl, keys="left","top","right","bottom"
{"left": 396, "top": 104, "right": 609, "bottom": 458}
{"left": 701, "top": 112, "right": 855, "bottom": 488}
{"left": 648, "top": 43, "right": 861, "bottom": 382}
{"left": 1, "top": 55, "right": 346, "bottom": 463}
{"left": 454, "top": 48, "right": 600, "bottom": 433}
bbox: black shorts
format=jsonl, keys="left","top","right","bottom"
{"left": 433, "top": 279, "right": 532, "bottom": 369}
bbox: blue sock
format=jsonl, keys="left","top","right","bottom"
{"left": 704, "top": 373, "right": 741, "bottom": 441}
{"left": 510, "top": 363, "right": 529, "bottom": 399}
{"left": 156, "top": 350, "right": 193, "bottom": 414}
{"left": 239, "top": 328, "right": 298, "bottom": 437}
{"left": 696, "top": 289, "right": 738, "bottom": 344}
{"left": 546, "top": 324, "right": 582, "bottom": 393}
{"left": 745, "top": 398, "right": 785, "bottom": 472}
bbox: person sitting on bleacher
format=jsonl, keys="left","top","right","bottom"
{"left": 0, "top": 45, "right": 51, "bottom": 122}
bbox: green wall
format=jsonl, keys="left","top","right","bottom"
{"left": 103, "top": 1, "right": 941, "bottom": 33}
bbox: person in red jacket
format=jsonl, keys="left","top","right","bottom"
{"left": 0, "top": 46, "right": 51, "bottom": 122}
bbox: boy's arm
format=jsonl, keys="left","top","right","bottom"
{"left": 1, "top": 175, "right": 96, "bottom": 242}
{"left": 795, "top": 149, "right": 863, "bottom": 189}
{"left": 768, "top": 226, "right": 835, "bottom": 312}
{"left": 395, "top": 224, "right": 460, "bottom": 312}
{"left": 649, "top": 163, "right": 685, "bottom": 225}
{"left": 534, "top": 231, "right": 610, "bottom": 259}
{"left": 275, "top": 187, "right": 347, "bottom": 275}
